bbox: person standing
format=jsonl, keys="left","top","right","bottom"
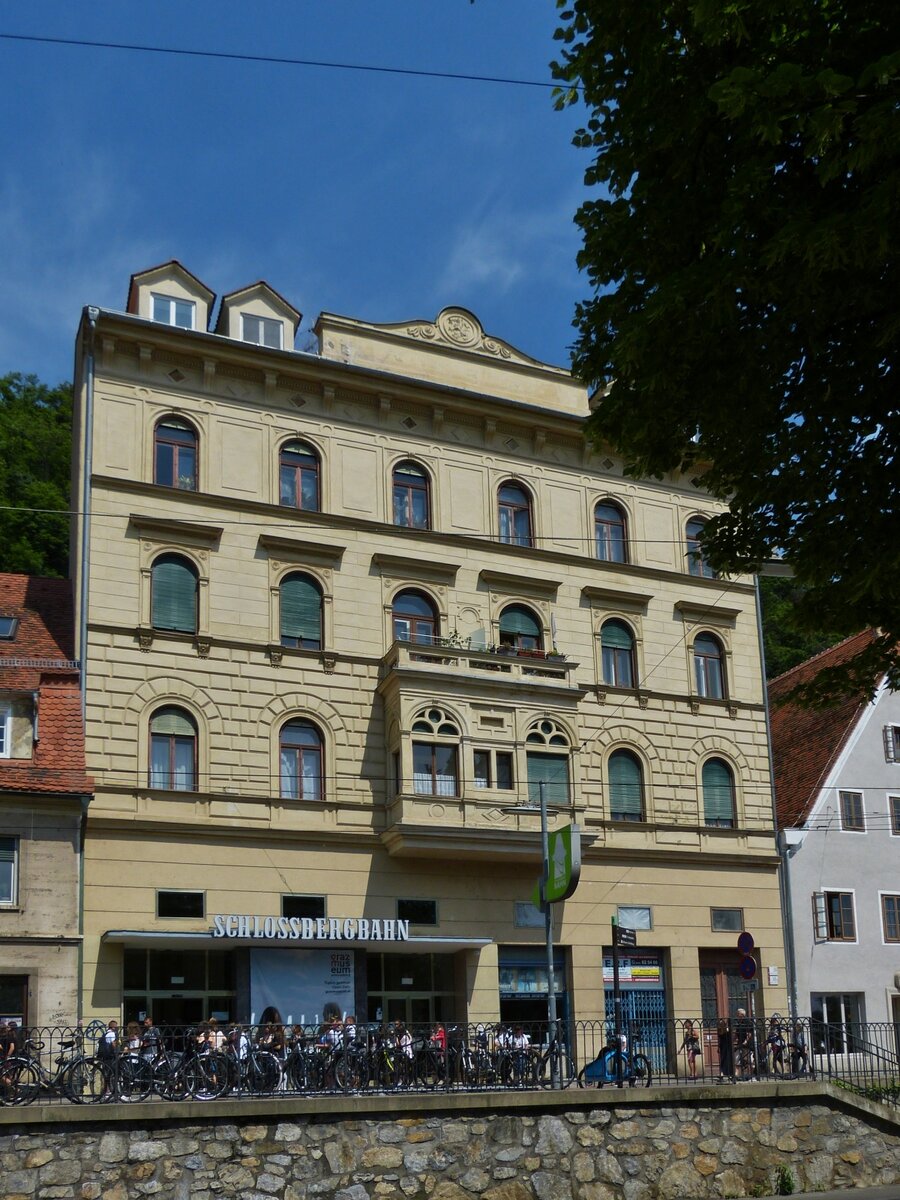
{"left": 717, "top": 1017, "right": 734, "bottom": 1081}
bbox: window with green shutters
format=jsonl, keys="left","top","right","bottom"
{"left": 608, "top": 749, "right": 644, "bottom": 821}
{"left": 151, "top": 555, "right": 198, "bottom": 633}
{"left": 526, "top": 753, "right": 570, "bottom": 806}
{"left": 280, "top": 573, "right": 323, "bottom": 650}
{"left": 149, "top": 707, "right": 197, "bottom": 791}
{"left": 601, "top": 619, "right": 636, "bottom": 687}
{"left": 499, "top": 604, "right": 542, "bottom": 651}
{"left": 702, "top": 758, "right": 735, "bottom": 827}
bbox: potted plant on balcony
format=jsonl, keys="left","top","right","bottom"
{"left": 546, "top": 646, "right": 566, "bottom": 661}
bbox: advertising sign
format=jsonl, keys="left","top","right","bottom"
{"left": 531, "top": 824, "right": 582, "bottom": 907}
{"left": 250, "top": 947, "right": 355, "bottom": 1024}
{"left": 602, "top": 952, "right": 662, "bottom": 986}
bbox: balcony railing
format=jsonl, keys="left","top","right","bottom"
{"left": 383, "top": 639, "right": 577, "bottom": 683}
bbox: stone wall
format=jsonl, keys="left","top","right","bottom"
{"left": 1, "top": 1084, "right": 898, "bottom": 1200}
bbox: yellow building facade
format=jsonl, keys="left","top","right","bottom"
{"left": 71, "top": 262, "right": 786, "bottom": 1034}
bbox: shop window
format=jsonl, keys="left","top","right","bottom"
{"left": 608, "top": 750, "right": 644, "bottom": 821}
{"left": 154, "top": 417, "right": 197, "bottom": 490}
{"left": 282, "top": 895, "right": 326, "bottom": 919}
{"left": 617, "top": 905, "right": 652, "bottom": 930}
{"left": 839, "top": 790, "right": 865, "bottom": 832}
{"left": 392, "top": 461, "right": 430, "bottom": 530}
{"left": 595, "top": 501, "right": 628, "bottom": 563}
{"left": 686, "top": 517, "right": 715, "bottom": 578}
{"left": 0, "top": 837, "right": 18, "bottom": 906}
{"left": 473, "top": 749, "right": 514, "bottom": 790}
{"left": 812, "top": 890, "right": 856, "bottom": 941}
{"left": 601, "top": 619, "right": 636, "bottom": 687}
{"left": 279, "top": 720, "right": 324, "bottom": 801}
{"left": 397, "top": 899, "right": 438, "bottom": 926}
{"left": 157, "top": 891, "right": 204, "bottom": 918}
{"left": 149, "top": 707, "right": 197, "bottom": 791}
{"left": 280, "top": 573, "right": 323, "bottom": 650}
{"left": 811, "top": 992, "right": 865, "bottom": 1053}
{"left": 711, "top": 907, "right": 744, "bottom": 932}
{"left": 694, "top": 633, "right": 726, "bottom": 699}
{"left": 151, "top": 554, "right": 198, "bottom": 634}
{"left": 702, "top": 758, "right": 735, "bottom": 827}
{"left": 499, "top": 604, "right": 542, "bottom": 651}
{"left": 498, "top": 482, "right": 533, "bottom": 547}
{"left": 393, "top": 589, "right": 438, "bottom": 645}
{"left": 279, "top": 441, "right": 320, "bottom": 511}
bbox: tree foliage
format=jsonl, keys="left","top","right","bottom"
{"left": 0, "top": 373, "right": 72, "bottom": 578}
{"left": 552, "top": 1, "right": 900, "bottom": 700}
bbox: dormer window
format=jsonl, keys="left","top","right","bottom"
{"left": 151, "top": 293, "right": 195, "bottom": 330}
{"left": 0, "top": 617, "right": 18, "bottom": 640}
{"left": 242, "top": 313, "right": 283, "bottom": 349}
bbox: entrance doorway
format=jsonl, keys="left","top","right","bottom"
{"left": 0, "top": 974, "right": 28, "bottom": 1025}
{"left": 699, "top": 951, "right": 760, "bottom": 1072}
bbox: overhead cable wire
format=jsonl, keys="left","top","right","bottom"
{"left": 0, "top": 32, "right": 574, "bottom": 92}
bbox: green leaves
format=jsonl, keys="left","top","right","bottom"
{"left": 0, "top": 374, "right": 73, "bottom": 578}
{"left": 554, "top": 0, "right": 900, "bottom": 698}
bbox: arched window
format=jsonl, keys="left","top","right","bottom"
{"left": 280, "top": 720, "right": 323, "bottom": 801}
{"left": 151, "top": 555, "right": 198, "bottom": 634}
{"left": 703, "top": 758, "right": 736, "bottom": 827}
{"left": 694, "top": 633, "right": 726, "bottom": 699}
{"left": 498, "top": 482, "right": 533, "bottom": 547}
{"left": 525, "top": 719, "right": 570, "bottom": 806}
{"left": 499, "top": 604, "right": 542, "bottom": 652}
{"left": 411, "top": 707, "right": 459, "bottom": 797}
{"left": 392, "top": 590, "right": 438, "bottom": 645}
{"left": 686, "top": 517, "right": 715, "bottom": 578}
{"left": 601, "top": 619, "right": 636, "bottom": 687}
{"left": 149, "top": 707, "right": 197, "bottom": 791}
{"left": 608, "top": 750, "right": 644, "bottom": 822}
{"left": 154, "top": 418, "right": 197, "bottom": 491}
{"left": 280, "top": 573, "right": 323, "bottom": 650}
{"left": 595, "top": 502, "right": 627, "bottom": 563}
{"left": 279, "top": 441, "right": 320, "bottom": 511}
{"left": 392, "top": 461, "right": 430, "bottom": 530}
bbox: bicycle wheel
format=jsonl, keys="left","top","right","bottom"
{"left": 334, "top": 1050, "right": 366, "bottom": 1092}
{"left": 285, "top": 1050, "right": 308, "bottom": 1093}
{"left": 5, "top": 1060, "right": 40, "bottom": 1106}
{"left": 185, "top": 1056, "right": 227, "bottom": 1100}
{"left": 578, "top": 1049, "right": 614, "bottom": 1088}
{"left": 63, "top": 1058, "right": 95, "bottom": 1104}
{"left": 157, "top": 1060, "right": 190, "bottom": 1102}
{"left": 630, "top": 1053, "right": 652, "bottom": 1087}
{"left": 118, "top": 1054, "right": 153, "bottom": 1102}
{"left": 246, "top": 1051, "right": 281, "bottom": 1095}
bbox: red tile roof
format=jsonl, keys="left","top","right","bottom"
{"left": 768, "top": 630, "right": 878, "bottom": 828}
{"left": 0, "top": 574, "right": 92, "bottom": 797}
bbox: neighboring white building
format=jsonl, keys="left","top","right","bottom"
{"left": 770, "top": 630, "right": 900, "bottom": 1041}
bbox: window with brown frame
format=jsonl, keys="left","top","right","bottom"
{"left": 812, "top": 890, "right": 856, "bottom": 941}
{"left": 882, "top": 895, "right": 900, "bottom": 943}
{"left": 154, "top": 418, "right": 197, "bottom": 490}
{"left": 839, "top": 790, "right": 865, "bottom": 832}
{"left": 890, "top": 796, "right": 900, "bottom": 837}
{"left": 392, "top": 461, "right": 430, "bottom": 529}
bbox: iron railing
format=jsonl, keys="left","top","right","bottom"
{"left": 1, "top": 1017, "right": 897, "bottom": 1107}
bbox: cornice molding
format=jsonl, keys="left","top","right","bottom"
{"left": 129, "top": 514, "right": 223, "bottom": 546}
{"left": 258, "top": 534, "right": 345, "bottom": 567}
{"left": 371, "top": 552, "right": 460, "bottom": 585}
{"left": 479, "top": 569, "right": 561, "bottom": 600}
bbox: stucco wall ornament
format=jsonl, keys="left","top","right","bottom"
{"left": 406, "top": 308, "right": 513, "bottom": 360}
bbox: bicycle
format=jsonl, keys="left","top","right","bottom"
{"left": 0, "top": 1033, "right": 106, "bottom": 1106}
{"left": 538, "top": 1039, "right": 578, "bottom": 1089}
{"left": 577, "top": 1033, "right": 652, "bottom": 1088}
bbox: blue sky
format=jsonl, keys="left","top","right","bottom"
{"left": 0, "top": 2, "right": 588, "bottom": 386}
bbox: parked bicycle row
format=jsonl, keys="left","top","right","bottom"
{"left": 3, "top": 1014, "right": 893, "bottom": 1108}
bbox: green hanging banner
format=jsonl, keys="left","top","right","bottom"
{"left": 531, "top": 824, "right": 582, "bottom": 907}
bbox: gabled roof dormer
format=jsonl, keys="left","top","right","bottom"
{"left": 126, "top": 261, "right": 215, "bottom": 332}
{"left": 214, "top": 281, "right": 301, "bottom": 351}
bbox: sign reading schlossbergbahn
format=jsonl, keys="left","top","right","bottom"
{"left": 212, "top": 915, "right": 411, "bottom": 942}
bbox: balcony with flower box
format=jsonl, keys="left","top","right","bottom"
{"left": 379, "top": 636, "right": 583, "bottom": 698}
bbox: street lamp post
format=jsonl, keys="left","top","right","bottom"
{"left": 505, "top": 781, "right": 559, "bottom": 1088}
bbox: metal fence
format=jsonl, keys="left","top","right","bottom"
{"left": 1, "top": 1016, "right": 897, "bottom": 1107}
